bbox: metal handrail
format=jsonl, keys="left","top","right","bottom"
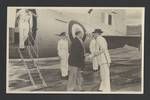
{"left": 18, "top": 48, "right": 36, "bottom": 86}
{"left": 17, "top": 32, "right": 47, "bottom": 87}
{"left": 28, "top": 39, "right": 39, "bottom": 58}
{"left": 28, "top": 33, "right": 38, "bottom": 48}
{"left": 27, "top": 46, "right": 47, "bottom": 87}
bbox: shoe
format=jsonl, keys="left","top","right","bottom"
{"left": 98, "top": 66, "right": 100, "bottom": 70}
{"left": 79, "top": 89, "right": 84, "bottom": 91}
{"left": 61, "top": 76, "right": 68, "bottom": 80}
{"left": 98, "top": 90, "right": 103, "bottom": 92}
{"left": 20, "top": 48, "right": 25, "bottom": 51}
{"left": 93, "top": 69, "right": 98, "bottom": 72}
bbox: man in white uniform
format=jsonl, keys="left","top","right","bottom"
{"left": 89, "top": 34, "right": 98, "bottom": 71}
{"left": 57, "top": 32, "right": 69, "bottom": 79}
{"left": 92, "top": 29, "right": 111, "bottom": 92}
{"left": 16, "top": 9, "right": 33, "bottom": 49}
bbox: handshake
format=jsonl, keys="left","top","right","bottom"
{"left": 92, "top": 51, "right": 103, "bottom": 57}
{"left": 87, "top": 50, "right": 104, "bottom": 59}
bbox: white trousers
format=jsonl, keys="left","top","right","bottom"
{"left": 60, "top": 57, "right": 68, "bottom": 77}
{"left": 92, "top": 57, "right": 98, "bottom": 70}
{"left": 99, "top": 64, "right": 111, "bottom": 92}
{"left": 19, "top": 22, "right": 29, "bottom": 49}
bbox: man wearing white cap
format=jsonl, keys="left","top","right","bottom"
{"left": 57, "top": 32, "right": 69, "bottom": 79}
{"left": 92, "top": 29, "right": 111, "bottom": 92}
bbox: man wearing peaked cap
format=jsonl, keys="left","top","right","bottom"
{"left": 92, "top": 28, "right": 111, "bottom": 92}
{"left": 92, "top": 29, "right": 103, "bottom": 35}
{"left": 58, "top": 32, "right": 66, "bottom": 36}
{"left": 57, "top": 32, "right": 69, "bottom": 80}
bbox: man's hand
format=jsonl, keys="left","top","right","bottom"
{"left": 80, "top": 67, "right": 84, "bottom": 72}
{"left": 84, "top": 53, "right": 89, "bottom": 57}
{"left": 108, "top": 63, "right": 110, "bottom": 67}
{"left": 58, "top": 56, "right": 61, "bottom": 60}
{"left": 29, "top": 28, "right": 32, "bottom": 33}
{"left": 94, "top": 52, "right": 100, "bottom": 57}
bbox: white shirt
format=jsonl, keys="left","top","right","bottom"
{"left": 57, "top": 39, "right": 69, "bottom": 58}
{"left": 96, "top": 36, "right": 111, "bottom": 64}
{"left": 89, "top": 38, "right": 97, "bottom": 57}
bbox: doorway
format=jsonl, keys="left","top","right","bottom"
{"left": 13, "top": 9, "right": 37, "bottom": 46}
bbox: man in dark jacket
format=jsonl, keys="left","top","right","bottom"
{"left": 67, "top": 31, "right": 86, "bottom": 91}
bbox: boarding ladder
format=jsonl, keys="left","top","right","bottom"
{"left": 18, "top": 33, "right": 47, "bottom": 88}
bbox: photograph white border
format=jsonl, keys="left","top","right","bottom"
{"left": 6, "top": 7, "right": 145, "bottom": 94}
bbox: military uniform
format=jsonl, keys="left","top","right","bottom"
{"left": 96, "top": 35, "right": 111, "bottom": 92}
{"left": 17, "top": 9, "right": 33, "bottom": 49}
{"left": 57, "top": 38, "right": 69, "bottom": 77}
{"left": 89, "top": 38, "right": 98, "bottom": 71}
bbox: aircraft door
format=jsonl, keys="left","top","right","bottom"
{"left": 68, "top": 20, "right": 86, "bottom": 42}
{"left": 14, "top": 9, "right": 37, "bottom": 46}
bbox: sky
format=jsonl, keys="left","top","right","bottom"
{"left": 125, "top": 9, "right": 144, "bottom": 25}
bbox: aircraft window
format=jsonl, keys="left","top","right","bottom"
{"left": 108, "top": 14, "right": 112, "bottom": 25}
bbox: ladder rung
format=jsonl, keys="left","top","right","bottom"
{"left": 17, "top": 33, "right": 47, "bottom": 87}
{"left": 28, "top": 34, "right": 39, "bottom": 57}
{"left": 17, "top": 48, "right": 36, "bottom": 86}
{"left": 18, "top": 47, "right": 47, "bottom": 88}
{"left": 26, "top": 46, "right": 47, "bottom": 87}
{"left": 29, "top": 68, "right": 39, "bottom": 72}
{"left": 28, "top": 40, "right": 39, "bottom": 58}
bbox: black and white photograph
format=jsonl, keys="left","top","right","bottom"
{"left": 6, "top": 7, "right": 144, "bottom": 94}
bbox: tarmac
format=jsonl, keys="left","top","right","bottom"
{"left": 7, "top": 45, "right": 142, "bottom": 93}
